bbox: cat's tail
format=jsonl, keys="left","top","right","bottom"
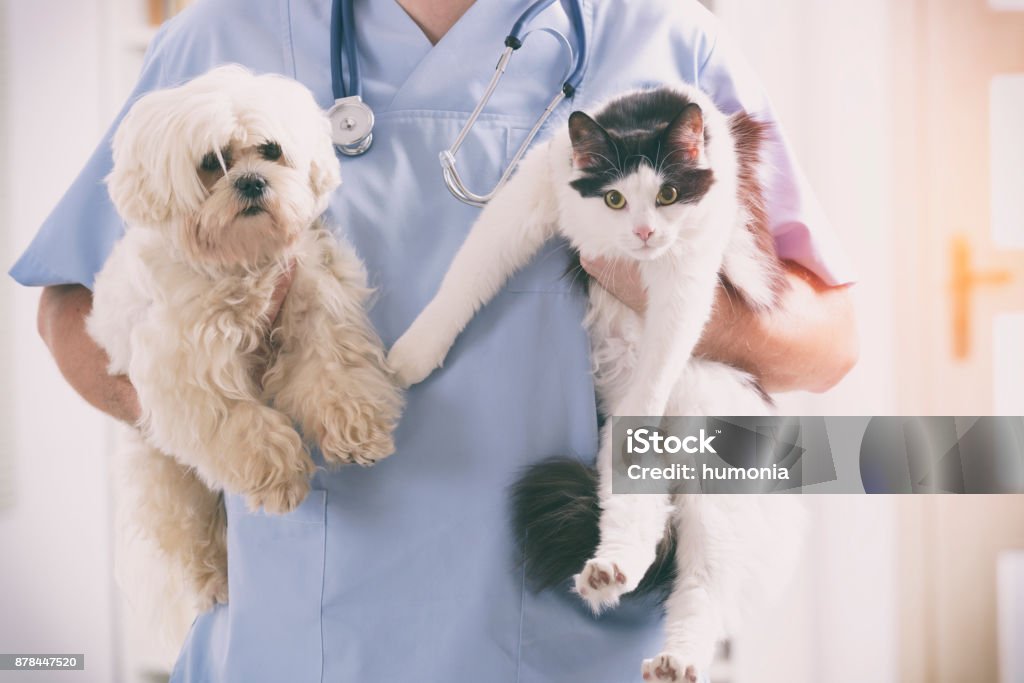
{"left": 510, "top": 457, "right": 677, "bottom": 601}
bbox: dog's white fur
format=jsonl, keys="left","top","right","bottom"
{"left": 88, "top": 65, "right": 403, "bottom": 610}
{"left": 388, "top": 84, "right": 803, "bottom": 681}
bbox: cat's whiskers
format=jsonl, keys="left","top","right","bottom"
{"left": 624, "top": 154, "right": 650, "bottom": 168}
{"left": 525, "top": 241, "right": 595, "bottom": 294}
{"left": 656, "top": 158, "right": 691, "bottom": 175}
{"left": 718, "top": 278, "right": 741, "bottom": 316}
{"left": 567, "top": 262, "right": 588, "bottom": 292}
{"left": 603, "top": 256, "right": 627, "bottom": 305}
{"left": 532, "top": 240, "right": 573, "bottom": 271}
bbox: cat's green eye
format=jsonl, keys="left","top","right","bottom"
{"left": 656, "top": 185, "right": 679, "bottom": 206}
{"left": 604, "top": 190, "right": 627, "bottom": 210}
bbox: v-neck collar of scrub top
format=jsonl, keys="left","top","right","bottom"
{"left": 289, "top": 0, "right": 589, "bottom": 126}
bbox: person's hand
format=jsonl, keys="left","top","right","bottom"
{"left": 38, "top": 285, "right": 143, "bottom": 425}
{"left": 577, "top": 256, "right": 857, "bottom": 393}
{"left": 38, "top": 262, "right": 300, "bottom": 428}
{"left": 579, "top": 256, "right": 648, "bottom": 313}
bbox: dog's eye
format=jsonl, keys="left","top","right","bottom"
{"left": 259, "top": 142, "right": 282, "bottom": 161}
{"left": 199, "top": 147, "right": 232, "bottom": 173}
{"left": 199, "top": 152, "right": 220, "bottom": 172}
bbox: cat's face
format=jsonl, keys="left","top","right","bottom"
{"left": 563, "top": 100, "right": 715, "bottom": 261}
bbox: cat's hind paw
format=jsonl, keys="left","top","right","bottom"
{"left": 641, "top": 655, "right": 699, "bottom": 683}
{"left": 573, "top": 558, "right": 629, "bottom": 613}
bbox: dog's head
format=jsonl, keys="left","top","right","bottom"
{"left": 107, "top": 65, "right": 341, "bottom": 268}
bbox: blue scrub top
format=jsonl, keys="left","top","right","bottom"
{"left": 11, "top": 1, "right": 853, "bottom": 681}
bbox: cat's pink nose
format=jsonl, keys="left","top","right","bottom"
{"left": 634, "top": 226, "right": 654, "bottom": 243}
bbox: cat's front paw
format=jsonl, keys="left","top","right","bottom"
{"left": 641, "top": 654, "right": 699, "bottom": 683}
{"left": 573, "top": 558, "right": 630, "bottom": 613}
{"left": 387, "top": 331, "right": 446, "bottom": 387}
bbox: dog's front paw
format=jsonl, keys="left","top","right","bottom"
{"left": 387, "top": 331, "right": 446, "bottom": 387}
{"left": 641, "top": 655, "right": 699, "bottom": 683}
{"left": 573, "top": 558, "right": 630, "bottom": 613}
{"left": 192, "top": 565, "right": 228, "bottom": 612}
{"left": 248, "top": 471, "right": 311, "bottom": 515}
{"left": 243, "top": 428, "right": 314, "bottom": 514}
{"left": 318, "top": 405, "right": 396, "bottom": 467}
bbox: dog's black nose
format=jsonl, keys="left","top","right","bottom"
{"left": 234, "top": 174, "right": 267, "bottom": 199}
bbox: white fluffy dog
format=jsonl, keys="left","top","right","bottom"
{"left": 88, "top": 65, "right": 403, "bottom": 609}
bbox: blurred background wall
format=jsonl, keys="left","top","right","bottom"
{"left": 0, "top": 0, "right": 1021, "bottom": 682}
{"left": 0, "top": 1, "right": 122, "bottom": 682}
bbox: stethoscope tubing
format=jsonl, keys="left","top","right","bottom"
{"left": 508, "top": 0, "right": 587, "bottom": 93}
{"left": 329, "top": 0, "right": 588, "bottom": 202}
{"left": 331, "top": 0, "right": 362, "bottom": 100}
{"left": 333, "top": 0, "right": 586, "bottom": 100}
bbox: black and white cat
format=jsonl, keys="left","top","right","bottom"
{"left": 388, "top": 85, "right": 804, "bottom": 682}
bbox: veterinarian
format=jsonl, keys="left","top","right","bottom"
{"left": 15, "top": 1, "right": 857, "bottom": 681}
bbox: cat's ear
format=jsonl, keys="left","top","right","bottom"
{"left": 568, "top": 112, "right": 613, "bottom": 170}
{"left": 665, "top": 103, "right": 706, "bottom": 165}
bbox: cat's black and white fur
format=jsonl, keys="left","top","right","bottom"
{"left": 388, "top": 85, "right": 804, "bottom": 682}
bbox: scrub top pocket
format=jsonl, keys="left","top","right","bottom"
{"left": 220, "top": 489, "right": 327, "bottom": 683}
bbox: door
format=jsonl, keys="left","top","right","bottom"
{"left": 894, "top": 0, "right": 1024, "bottom": 415}
{"left": 893, "top": 2, "right": 1024, "bottom": 682}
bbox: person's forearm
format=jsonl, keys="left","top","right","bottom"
{"left": 695, "top": 262, "right": 858, "bottom": 394}
{"left": 38, "top": 285, "right": 140, "bottom": 424}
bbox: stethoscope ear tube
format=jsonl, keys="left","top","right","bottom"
{"left": 441, "top": 0, "right": 588, "bottom": 207}
{"left": 327, "top": 0, "right": 588, "bottom": 169}
{"left": 562, "top": 0, "right": 588, "bottom": 93}
{"left": 508, "top": 0, "right": 588, "bottom": 92}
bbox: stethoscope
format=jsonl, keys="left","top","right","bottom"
{"left": 328, "top": 0, "right": 587, "bottom": 207}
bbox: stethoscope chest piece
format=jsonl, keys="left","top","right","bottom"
{"left": 328, "top": 95, "right": 374, "bottom": 156}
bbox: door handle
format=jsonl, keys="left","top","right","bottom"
{"left": 950, "top": 234, "right": 1013, "bottom": 359}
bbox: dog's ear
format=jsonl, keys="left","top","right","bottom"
{"left": 106, "top": 86, "right": 197, "bottom": 227}
{"left": 106, "top": 113, "right": 170, "bottom": 227}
